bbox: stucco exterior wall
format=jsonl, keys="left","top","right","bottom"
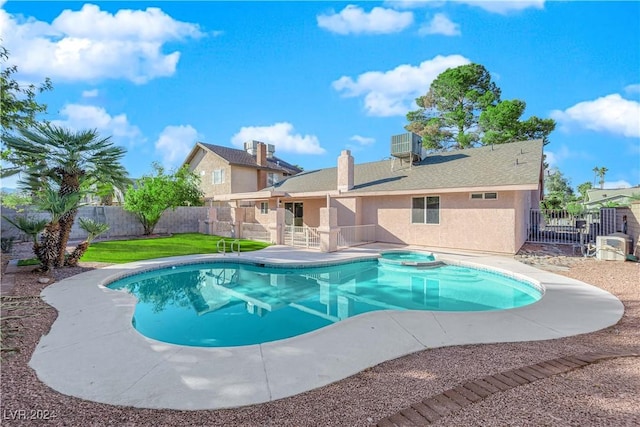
{"left": 333, "top": 197, "right": 358, "bottom": 226}
{"left": 360, "top": 191, "right": 522, "bottom": 254}
{"left": 300, "top": 198, "right": 326, "bottom": 227}
{"left": 190, "top": 150, "right": 232, "bottom": 198}
{"left": 231, "top": 166, "right": 258, "bottom": 193}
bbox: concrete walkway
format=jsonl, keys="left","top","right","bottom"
{"left": 28, "top": 245, "right": 624, "bottom": 410}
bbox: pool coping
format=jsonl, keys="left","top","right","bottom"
{"left": 29, "top": 244, "right": 624, "bottom": 410}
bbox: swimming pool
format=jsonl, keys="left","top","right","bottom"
{"left": 108, "top": 259, "right": 542, "bottom": 347}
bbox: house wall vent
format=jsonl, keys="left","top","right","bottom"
{"left": 596, "top": 234, "right": 630, "bottom": 261}
{"left": 391, "top": 132, "right": 422, "bottom": 162}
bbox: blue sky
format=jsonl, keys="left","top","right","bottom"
{"left": 1, "top": 1, "right": 639, "bottom": 192}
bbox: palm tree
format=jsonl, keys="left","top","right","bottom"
{"left": 2, "top": 215, "right": 47, "bottom": 260}
{"left": 66, "top": 218, "right": 109, "bottom": 266}
{"left": 2, "top": 124, "right": 129, "bottom": 267}
{"left": 597, "top": 166, "right": 608, "bottom": 189}
{"left": 592, "top": 166, "right": 599, "bottom": 186}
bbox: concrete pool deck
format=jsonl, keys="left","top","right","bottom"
{"left": 29, "top": 244, "right": 624, "bottom": 410}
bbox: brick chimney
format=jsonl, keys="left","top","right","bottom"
{"left": 256, "top": 142, "right": 268, "bottom": 189}
{"left": 256, "top": 142, "right": 267, "bottom": 167}
{"left": 337, "top": 150, "right": 354, "bottom": 191}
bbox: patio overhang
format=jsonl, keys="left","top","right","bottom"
{"left": 213, "top": 190, "right": 286, "bottom": 202}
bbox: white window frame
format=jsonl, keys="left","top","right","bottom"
{"left": 260, "top": 202, "right": 269, "bottom": 214}
{"left": 470, "top": 192, "right": 498, "bottom": 200}
{"left": 212, "top": 168, "right": 225, "bottom": 185}
{"left": 411, "top": 195, "right": 440, "bottom": 225}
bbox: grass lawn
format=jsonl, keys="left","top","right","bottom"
{"left": 80, "top": 233, "right": 270, "bottom": 264}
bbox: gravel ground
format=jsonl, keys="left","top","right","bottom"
{"left": 1, "top": 243, "right": 638, "bottom": 427}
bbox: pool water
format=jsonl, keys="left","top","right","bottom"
{"left": 108, "top": 260, "right": 541, "bottom": 347}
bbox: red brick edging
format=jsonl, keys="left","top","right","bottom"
{"left": 374, "top": 351, "right": 640, "bottom": 427}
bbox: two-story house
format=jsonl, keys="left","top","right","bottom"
{"left": 182, "top": 140, "right": 302, "bottom": 205}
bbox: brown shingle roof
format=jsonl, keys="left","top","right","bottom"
{"left": 199, "top": 143, "right": 302, "bottom": 175}
{"left": 268, "top": 139, "right": 543, "bottom": 194}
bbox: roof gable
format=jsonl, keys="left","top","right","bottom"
{"left": 186, "top": 142, "right": 302, "bottom": 175}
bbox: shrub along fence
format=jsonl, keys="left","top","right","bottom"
{"left": 1, "top": 206, "right": 209, "bottom": 242}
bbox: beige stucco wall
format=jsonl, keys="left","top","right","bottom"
{"left": 231, "top": 166, "right": 258, "bottom": 193}
{"left": 358, "top": 191, "right": 524, "bottom": 254}
{"left": 190, "top": 150, "right": 232, "bottom": 198}
{"left": 299, "top": 198, "right": 326, "bottom": 227}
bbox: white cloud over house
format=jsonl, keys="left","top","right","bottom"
{"left": 231, "top": 122, "right": 325, "bottom": 155}
{"left": 460, "top": 0, "right": 545, "bottom": 14}
{"left": 317, "top": 5, "right": 414, "bottom": 35}
{"left": 386, "top": 0, "right": 545, "bottom": 14}
{"left": 551, "top": 94, "right": 640, "bottom": 138}
{"left": 332, "top": 54, "right": 470, "bottom": 116}
{"left": 350, "top": 135, "right": 376, "bottom": 146}
{"left": 0, "top": 4, "right": 206, "bottom": 84}
{"left": 155, "top": 125, "right": 200, "bottom": 169}
{"left": 418, "top": 13, "right": 461, "bottom": 36}
{"left": 51, "top": 104, "right": 144, "bottom": 147}
{"left": 624, "top": 83, "right": 640, "bottom": 95}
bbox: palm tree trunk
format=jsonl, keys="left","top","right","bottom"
{"left": 56, "top": 208, "right": 77, "bottom": 267}
{"left": 41, "top": 222, "right": 61, "bottom": 272}
{"left": 67, "top": 241, "right": 89, "bottom": 266}
{"left": 56, "top": 173, "right": 80, "bottom": 267}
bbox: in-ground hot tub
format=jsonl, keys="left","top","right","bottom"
{"left": 378, "top": 250, "right": 445, "bottom": 267}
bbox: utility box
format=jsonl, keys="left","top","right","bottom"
{"left": 596, "top": 234, "right": 631, "bottom": 261}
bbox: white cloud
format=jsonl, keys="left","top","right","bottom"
{"left": 419, "top": 13, "right": 460, "bottom": 36}
{"left": 317, "top": 5, "right": 413, "bottom": 35}
{"left": 154, "top": 125, "right": 200, "bottom": 169}
{"left": 385, "top": 0, "right": 545, "bottom": 14}
{"left": 551, "top": 94, "right": 640, "bottom": 138}
{"left": 231, "top": 122, "right": 325, "bottom": 155}
{"left": 459, "top": 0, "right": 545, "bottom": 14}
{"left": 82, "top": 89, "right": 99, "bottom": 98}
{"left": 350, "top": 135, "right": 376, "bottom": 146}
{"left": 603, "top": 180, "right": 632, "bottom": 189}
{"left": 625, "top": 84, "right": 640, "bottom": 95}
{"left": 51, "top": 104, "right": 144, "bottom": 146}
{"left": 332, "top": 54, "right": 470, "bottom": 116}
{"left": 0, "top": 4, "right": 205, "bottom": 84}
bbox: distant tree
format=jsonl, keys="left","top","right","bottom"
{"left": 595, "top": 166, "right": 608, "bottom": 189}
{"left": 406, "top": 63, "right": 500, "bottom": 150}
{"left": 406, "top": 63, "right": 555, "bottom": 151}
{"left": 543, "top": 168, "right": 574, "bottom": 208}
{"left": 576, "top": 181, "right": 593, "bottom": 202}
{"left": 0, "top": 191, "right": 33, "bottom": 211}
{"left": 0, "top": 45, "right": 52, "bottom": 135}
{"left": 480, "top": 100, "right": 555, "bottom": 145}
{"left": 2, "top": 124, "right": 129, "bottom": 267}
{"left": 123, "top": 163, "right": 203, "bottom": 235}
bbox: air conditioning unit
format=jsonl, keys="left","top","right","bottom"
{"left": 596, "top": 234, "right": 630, "bottom": 261}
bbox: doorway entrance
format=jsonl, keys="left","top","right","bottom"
{"left": 284, "top": 202, "right": 303, "bottom": 226}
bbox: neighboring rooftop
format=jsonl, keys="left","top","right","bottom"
{"left": 268, "top": 139, "right": 544, "bottom": 194}
{"left": 586, "top": 186, "right": 640, "bottom": 206}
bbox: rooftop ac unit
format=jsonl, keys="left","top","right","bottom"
{"left": 391, "top": 132, "right": 422, "bottom": 162}
{"left": 596, "top": 235, "right": 629, "bottom": 261}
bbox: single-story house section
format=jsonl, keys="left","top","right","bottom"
{"left": 214, "top": 137, "right": 545, "bottom": 255}
{"left": 584, "top": 186, "right": 640, "bottom": 209}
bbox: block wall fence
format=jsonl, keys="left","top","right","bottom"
{"left": 1, "top": 206, "right": 209, "bottom": 242}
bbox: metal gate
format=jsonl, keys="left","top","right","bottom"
{"left": 527, "top": 208, "right": 616, "bottom": 244}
